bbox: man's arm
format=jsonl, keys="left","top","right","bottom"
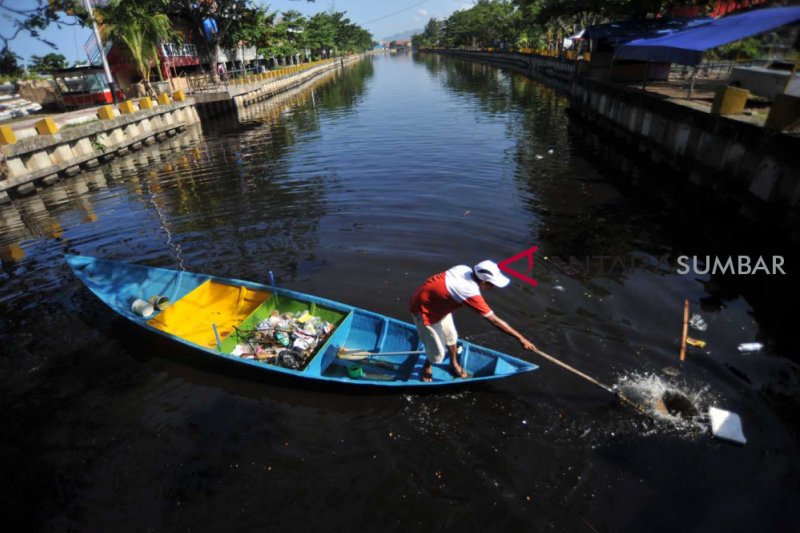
{"left": 485, "top": 314, "right": 537, "bottom": 351}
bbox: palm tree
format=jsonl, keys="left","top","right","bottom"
{"left": 99, "top": 1, "right": 177, "bottom": 97}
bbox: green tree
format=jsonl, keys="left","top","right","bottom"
{"left": 305, "top": 12, "right": 337, "bottom": 57}
{"left": 0, "top": 1, "right": 87, "bottom": 51}
{"left": 98, "top": 0, "right": 178, "bottom": 95}
{"left": 714, "top": 37, "right": 762, "bottom": 60}
{"left": 413, "top": 17, "right": 445, "bottom": 49}
{"left": 174, "top": 0, "right": 251, "bottom": 73}
{"left": 231, "top": 4, "right": 278, "bottom": 67}
{"left": 29, "top": 52, "right": 67, "bottom": 74}
{"left": 280, "top": 10, "right": 308, "bottom": 60}
{"left": 0, "top": 47, "right": 23, "bottom": 77}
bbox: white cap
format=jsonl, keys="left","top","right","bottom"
{"left": 473, "top": 260, "right": 510, "bottom": 288}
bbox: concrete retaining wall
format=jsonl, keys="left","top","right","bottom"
{"left": 422, "top": 49, "right": 800, "bottom": 242}
{"left": 570, "top": 77, "right": 800, "bottom": 241}
{"left": 426, "top": 49, "right": 577, "bottom": 91}
{"left": 0, "top": 54, "right": 369, "bottom": 202}
{"left": 195, "top": 55, "right": 364, "bottom": 121}
{"left": 0, "top": 98, "right": 201, "bottom": 201}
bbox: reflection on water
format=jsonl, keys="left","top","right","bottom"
{"left": 1, "top": 54, "right": 798, "bottom": 531}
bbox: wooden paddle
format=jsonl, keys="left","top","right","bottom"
{"left": 337, "top": 349, "right": 425, "bottom": 360}
{"left": 532, "top": 347, "right": 664, "bottom": 415}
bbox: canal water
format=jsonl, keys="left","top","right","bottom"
{"left": 2, "top": 54, "right": 798, "bottom": 531}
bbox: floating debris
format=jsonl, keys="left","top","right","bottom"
{"left": 737, "top": 342, "right": 763, "bottom": 353}
{"left": 686, "top": 338, "right": 707, "bottom": 349}
{"left": 708, "top": 407, "right": 747, "bottom": 445}
{"left": 553, "top": 285, "right": 566, "bottom": 292}
{"left": 689, "top": 313, "right": 707, "bottom": 331}
{"left": 662, "top": 366, "right": 681, "bottom": 377}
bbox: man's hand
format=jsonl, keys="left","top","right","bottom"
{"left": 520, "top": 338, "right": 536, "bottom": 352}
{"left": 486, "top": 314, "right": 537, "bottom": 352}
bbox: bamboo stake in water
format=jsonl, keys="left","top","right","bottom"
{"left": 679, "top": 299, "right": 689, "bottom": 362}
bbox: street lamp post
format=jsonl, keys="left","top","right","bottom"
{"left": 82, "top": 0, "right": 119, "bottom": 103}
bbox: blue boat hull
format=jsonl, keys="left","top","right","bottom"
{"left": 67, "top": 255, "right": 538, "bottom": 388}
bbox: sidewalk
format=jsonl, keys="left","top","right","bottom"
{"left": 1, "top": 104, "right": 111, "bottom": 140}
{"left": 624, "top": 75, "right": 771, "bottom": 127}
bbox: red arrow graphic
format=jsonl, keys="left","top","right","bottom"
{"left": 498, "top": 246, "right": 538, "bottom": 287}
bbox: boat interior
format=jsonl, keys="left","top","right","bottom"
{"left": 144, "top": 279, "right": 502, "bottom": 382}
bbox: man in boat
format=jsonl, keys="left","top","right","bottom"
{"left": 410, "top": 260, "right": 537, "bottom": 382}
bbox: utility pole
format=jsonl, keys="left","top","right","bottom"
{"left": 83, "top": 0, "right": 119, "bottom": 103}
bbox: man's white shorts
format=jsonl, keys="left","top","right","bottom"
{"left": 412, "top": 313, "right": 458, "bottom": 364}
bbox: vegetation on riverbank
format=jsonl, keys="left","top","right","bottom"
{"left": 411, "top": 0, "right": 774, "bottom": 57}
{"left": 0, "top": 0, "right": 375, "bottom": 83}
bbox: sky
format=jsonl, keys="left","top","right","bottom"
{"left": 5, "top": 0, "right": 477, "bottom": 66}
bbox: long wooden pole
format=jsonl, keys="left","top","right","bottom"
{"left": 679, "top": 299, "right": 689, "bottom": 362}
{"left": 533, "top": 347, "right": 614, "bottom": 394}
{"left": 532, "top": 347, "right": 652, "bottom": 414}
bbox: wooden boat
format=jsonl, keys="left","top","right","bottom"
{"left": 67, "top": 255, "right": 538, "bottom": 387}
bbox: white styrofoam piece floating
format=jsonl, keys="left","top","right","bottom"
{"left": 708, "top": 407, "right": 746, "bottom": 445}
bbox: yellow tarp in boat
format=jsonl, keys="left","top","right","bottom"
{"left": 148, "top": 280, "right": 272, "bottom": 349}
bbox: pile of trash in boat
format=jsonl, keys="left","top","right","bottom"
{"left": 230, "top": 310, "right": 335, "bottom": 370}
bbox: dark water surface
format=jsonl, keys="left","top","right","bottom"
{"left": 2, "top": 54, "right": 799, "bottom": 531}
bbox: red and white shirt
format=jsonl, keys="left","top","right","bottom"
{"left": 409, "top": 265, "right": 494, "bottom": 326}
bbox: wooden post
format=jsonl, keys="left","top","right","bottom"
{"left": 687, "top": 67, "right": 696, "bottom": 100}
{"left": 679, "top": 299, "right": 689, "bottom": 362}
{"left": 782, "top": 58, "right": 799, "bottom": 94}
{"left": 642, "top": 62, "right": 649, "bottom": 90}
{"left": 608, "top": 51, "right": 616, "bottom": 81}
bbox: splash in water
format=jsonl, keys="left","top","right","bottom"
{"left": 615, "top": 372, "right": 716, "bottom": 434}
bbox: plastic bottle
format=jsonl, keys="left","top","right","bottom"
{"left": 737, "top": 342, "right": 763, "bottom": 353}
{"left": 274, "top": 331, "right": 290, "bottom": 347}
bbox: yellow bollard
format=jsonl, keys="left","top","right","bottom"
{"left": 118, "top": 100, "right": 136, "bottom": 114}
{"left": 35, "top": 117, "right": 59, "bottom": 134}
{"left": 765, "top": 93, "right": 800, "bottom": 131}
{"left": 157, "top": 93, "right": 171, "bottom": 105}
{"left": 97, "top": 105, "right": 115, "bottom": 120}
{"left": 173, "top": 89, "right": 186, "bottom": 102}
{"left": 711, "top": 85, "right": 748, "bottom": 116}
{"left": 139, "top": 97, "right": 155, "bottom": 109}
{"left": 0, "top": 125, "right": 17, "bottom": 145}
{"left": 0, "top": 243, "right": 25, "bottom": 262}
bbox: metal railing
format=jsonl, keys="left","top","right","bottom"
{"left": 183, "top": 65, "right": 290, "bottom": 94}
{"left": 162, "top": 43, "right": 198, "bottom": 58}
{"left": 670, "top": 60, "right": 742, "bottom": 80}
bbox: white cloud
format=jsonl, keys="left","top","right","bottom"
{"left": 417, "top": 9, "right": 428, "bottom": 17}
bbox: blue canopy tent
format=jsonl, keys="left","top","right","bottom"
{"left": 580, "top": 17, "right": 713, "bottom": 83}
{"left": 615, "top": 6, "right": 800, "bottom": 66}
{"left": 584, "top": 17, "right": 712, "bottom": 46}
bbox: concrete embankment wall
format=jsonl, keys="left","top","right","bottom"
{"left": 570, "top": 77, "right": 800, "bottom": 240}
{"left": 0, "top": 54, "right": 369, "bottom": 202}
{"left": 422, "top": 50, "right": 800, "bottom": 241}
{"left": 194, "top": 55, "right": 365, "bottom": 121}
{"left": 430, "top": 49, "right": 576, "bottom": 92}
{"left": 0, "top": 96, "right": 201, "bottom": 201}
